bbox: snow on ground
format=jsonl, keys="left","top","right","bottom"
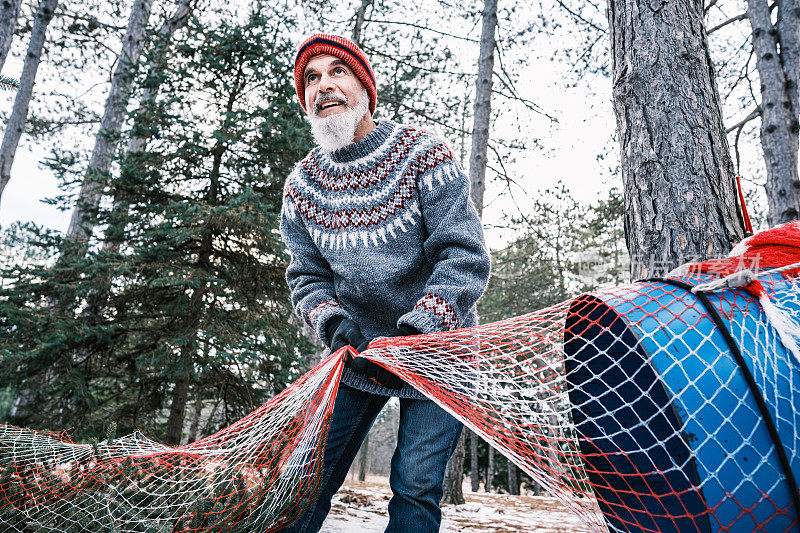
{"left": 320, "top": 476, "right": 592, "bottom": 532}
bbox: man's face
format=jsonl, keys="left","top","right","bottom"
{"left": 303, "top": 54, "right": 366, "bottom": 118}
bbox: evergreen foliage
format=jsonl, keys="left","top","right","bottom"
{"left": 0, "top": 75, "right": 18, "bottom": 90}
{"left": 479, "top": 184, "right": 626, "bottom": 323}
{"left": 0, "top": 4, "right": 315, "bottom": 443}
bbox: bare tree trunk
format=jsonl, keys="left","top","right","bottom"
{"left": 441, "top": 0, "right": 498, "bottom": 506}
{"left": 350, "top": 0, "right": 372, "bottom": 47}
{"left": 507, "top": 462, "right": 520, "bottom": 495}
{"left": 186, "top": 394, "right": 203, "bottom": 444}
{"left": 200, "top": 398, "right": 221, "bottom": 436}
{"left": 0, "top": 0, "right": 23, "bottom": 72}
{"left": 747, "top": 0, "right": 800, "bottom": 225}
{"left": 103, "top": 0, "right": 193, "bottom": 253}
{"left": 63, "top": 0, "right": 154, "bottom": 255}
{"left": 165, "top": 352, "right": 191, "bottom": 446}
{"left": 777, "top": 0, "right": 800, "bottom": 114}
{"left": 485, "top": 445, "right": 494, "bottom": 492}
{"left": 608, "top": 0, "right": 746, "bottom": 280}
{"left": 469, "top": 429, "right": 480, "bottom": 492}
{"left": 441, "top": 430, "right": 466, "bottom": 505}
{"left": 358, "top": 433, "right": 369, "bottom": 481}
{"left": 5, "top": 0, "right": 59, "bottom": 417}
{"left": 0, "top": 0, "right": 58, "bottom": 203}
{"left": 468, "top": 0, "right": 497, "bottom": 218}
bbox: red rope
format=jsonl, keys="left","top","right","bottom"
{"left": 735, "top": 175, "right": 754, "bottom": 234}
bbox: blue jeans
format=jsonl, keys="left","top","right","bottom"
{"left": 278, "top": 383, "right": 463, "bottom": 533}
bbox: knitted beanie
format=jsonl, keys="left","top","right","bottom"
{"left": 294, "top": 34, "right": 377, "bottom": 115}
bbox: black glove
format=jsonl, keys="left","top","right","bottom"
{"left": 396, "top": 324, "right": 421, "bottom": 337}
{"left": 348, "top": 324, "right": 420, "bottom": 390}
{"left": 350, "top": 357, "right": 404, "bottom": 390}
{"left": 326, "top": 317, "right": 368, "bottom": 354}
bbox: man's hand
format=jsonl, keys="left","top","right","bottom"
{"left": 396, "top": 324, "right": 421, "bottom": 337}
{"left": 348, "top": 324, "right": 420, "bottom": 390}
{"left": 326, "top": 317, "right": 368, "bottom": 353}
{"left": 350, "top": 357, "right": 404, "bottom": 390}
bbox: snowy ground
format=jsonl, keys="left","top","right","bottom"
{"left": 319, "top": 476, "right": 592, "bottom": 532}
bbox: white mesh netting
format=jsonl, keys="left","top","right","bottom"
{"left": 1, "top": 223, "right": 799, "bottom": 533}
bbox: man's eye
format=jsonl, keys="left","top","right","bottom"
{"left": 307, "top": 74, "right": 318, "bottom": 82}
{"left": 334, "top": 67, "right": 345, "bottom": 74}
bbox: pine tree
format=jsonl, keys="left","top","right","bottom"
{"left": 607, "top": 0, "right": 747, "bottom": 279}
{"left": 0, "top": 4, "right": 315, "bottom": 443}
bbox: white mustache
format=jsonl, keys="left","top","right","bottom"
{"left": 313, "top": 93, "right": 347, "bottom": 115}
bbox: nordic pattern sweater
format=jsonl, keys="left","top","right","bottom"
{"left": 280, "top": 120, "right": 491, "bottom": 399}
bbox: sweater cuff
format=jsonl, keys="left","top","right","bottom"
{"left": 398, "top": 292, "right": 460, "bottom": 334}
{"left": 307, "top": 298, "right": 350, "bottom": 346}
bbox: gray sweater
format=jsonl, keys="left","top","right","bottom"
{"left": 280, "top": 120, "right": 491, "bottom": 398}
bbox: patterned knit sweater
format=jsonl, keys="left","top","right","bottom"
{"left": 280, "top": 120, "right": 491, "bottom": 398}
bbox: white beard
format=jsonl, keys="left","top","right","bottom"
{"left": 305, "top": 89, "right": 370, "bottom": 152}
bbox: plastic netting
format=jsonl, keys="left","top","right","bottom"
{"left": 2, "top": 224, "right": 800, "bottom": 532}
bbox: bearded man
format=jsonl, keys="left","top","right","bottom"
{"left": 278, "top": 34, "right": 490, "bottom": 533}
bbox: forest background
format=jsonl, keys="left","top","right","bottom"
{"left": 0, "top": 0, "right": 795, "bottom": 504}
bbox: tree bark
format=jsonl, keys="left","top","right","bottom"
{"left": 468, "top": 0, "right": 497, "bottom": 218}
{"left": 441, "top": 430, "right": 466, "bottom": 505}
{"left": 358, "top": 433, "right": 369, "bottom": 481}
{"left": 350, "top": 0, "right": 372, "bottom": 47}
{"left": 164, "top": 350, "right": 191, "bottom": 445}
{"left": 747, "top": 0, "right": 800, "bottom": 224}
{"left": 441, "top": 0, "right": 498, "bottom": 506}
{"left": 63, "top": 0, "right": 154, "bottom": 254}
{"left": 607, "top": 0, "right": 747, "bottom": 280}
{"left": 776, "top": 0, "right": 800, "bottom": 114}
{"left": 186, "top": 394, "right": 203, "bottom": 444}
{"left": 103, "top": 0, "right": 193, "bottom": 253}
{"left": 0, "top": 0, "right": 58, "bottom": 202}
{"left": 507, "top": 462, "right": 520, "bottom": 495}
{"left": 0, "top": 0, "right": 23, "bottom": 72}
{"left": 469, "top": 429, "right": 480, "bottom": 491}
{"left": 485, "top": 445, "right": 494, "bottom": 492}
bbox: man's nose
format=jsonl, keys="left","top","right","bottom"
{"left": 318, "top": 73, "right": 336, "bottom": 92}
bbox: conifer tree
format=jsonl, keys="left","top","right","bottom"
{"left": 0, "top": 4, "right": 315, "bottom": 443}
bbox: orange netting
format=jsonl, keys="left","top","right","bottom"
{"left": 1, "top": 222, "right": 799, "bottom": 532}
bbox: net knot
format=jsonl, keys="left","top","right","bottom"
{"left": 691, "top": 269, "right": 758, "bottom": 294}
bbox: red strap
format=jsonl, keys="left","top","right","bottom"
{"left": 735, "top": 175, "right": 753, "bottom": 234}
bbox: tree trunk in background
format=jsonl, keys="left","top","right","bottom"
{"left": 441, "top": 0, "right": 498, "bottom": 506}
{"left": 186, "top": 395, "right": 203, "bottom": 444}
{"left": 507, "top": 463, "right": 520, "bottom": 495}
{"left": 103, "top": 0, "right": 193, "bottom": 253}
{"left": 0, "top": 0, "right": 23, "bottom": 72}
{"left": 164, "top": 348, "right": 192, "bottom": 445}
{"left": 470, "top": 430, "right": 480, "bottom": 491}
{"left": 350, "top": 0, "right": 372, "bottom": 46}
{"left": 776, "top": 0, "right": 800, "bottom": 115}
{"left": 441, "top": 431, "right": 466, "bottom": 504}
{"left": 358, "top": 433, "right": 369, "bottom": 481}
{"left": 607, "top": 0, "right": 746, "bottom": 280}
{"left": 747, "top": 0, "right": 800, "bottom": 225}
{"left": 0, "top": 0, "right": 58, "bottom": 203}
{"left": 486, "top": 445, "right": 495, "bottom": 492}
{"left": 468, "top": 0, "right": 497, "bottom": 218}
{"left": 63, "top": 0, "right": 153, "bottom": 255}
{"left": 4, "top": 0, "right": 58, "bottom": 418}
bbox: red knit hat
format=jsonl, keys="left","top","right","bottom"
{"left": 294, "top": 34, "right": 377, "bottom": 115}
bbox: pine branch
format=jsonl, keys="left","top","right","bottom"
{"left": 0, "top": 75, "right": 19, "bottom": 90}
